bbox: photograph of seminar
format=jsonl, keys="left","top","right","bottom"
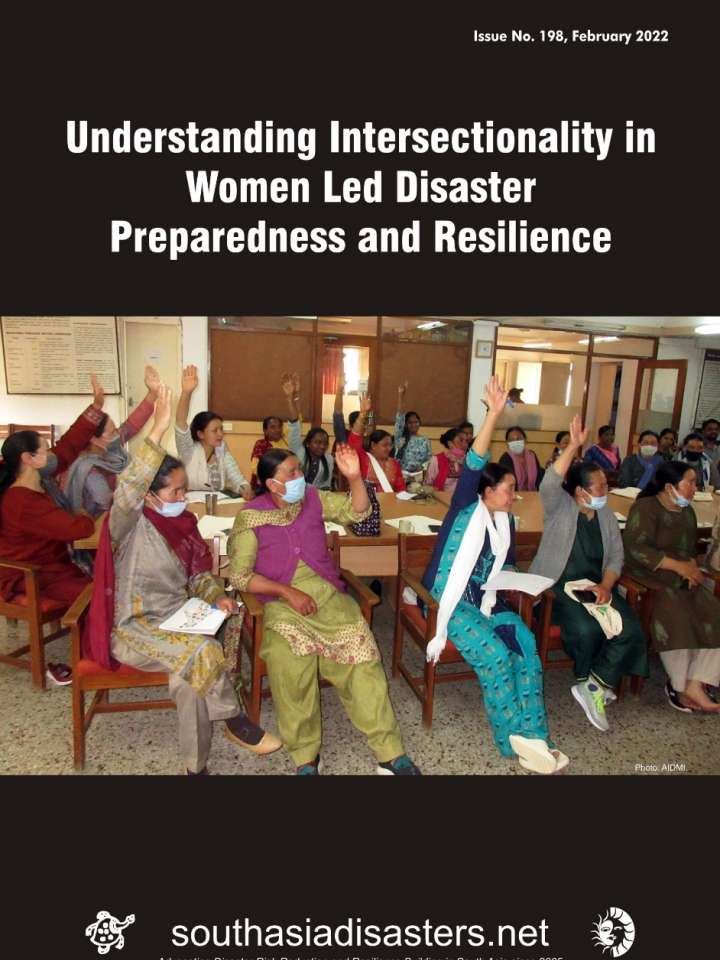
{"left": 1, "top": 314, "right": 719, "bottom": 775}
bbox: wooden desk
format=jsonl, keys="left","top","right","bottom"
{"left": 609, "top": 491, "right": 719, "bottom": 529}
{"left": 339, "top": 493, "right": 448, "bottom": 576}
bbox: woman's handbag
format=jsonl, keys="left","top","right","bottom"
{"left": 350, "top": 481, "right": 381, "bottom": 536}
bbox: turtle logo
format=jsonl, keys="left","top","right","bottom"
{"left": 591, "top": 907, "right": 635, "bottom": 957}
{"left": 85, "top": 911, "right": 135, "bottom": 954}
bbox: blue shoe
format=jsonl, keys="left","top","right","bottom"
{"left": 296, "top": 755, "right": 322, "bottom": 775}
{"left": 376, "top": 754, "right": 421, "bottom": 776}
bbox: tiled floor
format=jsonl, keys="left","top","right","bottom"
{"left": 1, "top": 603, "right": 718, "bottom": 775}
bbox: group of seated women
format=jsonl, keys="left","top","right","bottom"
{"left": 1, "top": 367, "right": 718, "bottom": 776}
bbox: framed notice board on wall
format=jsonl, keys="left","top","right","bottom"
{"left": 1, "top": 316, "right": 121, "bottom": 394}
{"left": 694, "top": 348, "right": 720, "bottom": 426}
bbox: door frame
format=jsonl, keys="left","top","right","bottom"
{"left": 314, "top": 335, "right": 379, "bottom": 425}
{"left": 627, "top": 359, "right": 687, "bottom": 443}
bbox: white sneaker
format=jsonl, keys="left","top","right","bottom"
{"left": 572, "top": 679, "right": 610, "bottom": 732}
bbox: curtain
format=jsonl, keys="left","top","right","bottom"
{"left": 322, "top": 347, "right": 343, "bottom": 394}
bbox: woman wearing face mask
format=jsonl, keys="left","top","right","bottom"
{"left": 282, "top": 373, "right": 334, "bottom": 490}
{"left": 498, "top": 426, "right": 545, "bottom": 492}
{"left": 175, "top": 364, "right": 253, "bottom": 499}
{"left": 394, "top": 381, "right": 432, "bottom": 476}
{"left": 623, "top": 461, "right": 720, "bottom": 713}
{"left": 86, "top": 385, "right": 281, "bottom": 774}
{"left": 617, "top": 430, "right": 664, "bottom": 491}
{"left": 530, "top": 417, "right": 648, "bottom": 732}
{"left": 675, "top": 433, "right": 720, "bottom": 491}
{"left": 349, "top": 395, "right": 406, "bottom": 493}
{"left": 421, "top": 377, "right": 567, "bottom": 774}
{"left": 0, "top": 431, "right": 96, "bottom": 685}
{"left": 425, "top": 427, "right": 469, "bottom": 493}
{"left": 63, "top": 365, "right": 161, "bottom": 517}
{"left": 227, "top": 444, "right": 420, "bottom": 775}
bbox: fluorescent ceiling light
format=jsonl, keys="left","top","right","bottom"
{"left": 522, "top": 341, "right": 553, "bottom": 349}
{"left": 577, "top": 335, "right": 620, "bottom": 345}
{"left": 416, "top": 321, "right": 447, "bottom": 330}
{"left": 695, "top": 322, "right": 720, "bottom": 335}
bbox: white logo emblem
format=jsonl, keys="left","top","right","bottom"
{"left": 85, "top": 911, "right": 135, "bottom": 954}
{"left": 591, "top": 907, "right": 635, "bottom": 957}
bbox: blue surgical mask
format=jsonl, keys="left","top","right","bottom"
{"left": 279, "top": 476, "right": 306, "bottom": 503}
{"left": 583, "top": 491, "right": 607, "bottom": 510}
{"left": 671, "top": 486, "right": 690, "bottom": 508}
{"left": 157, "top": 499, "right": 186, "bottom": 517}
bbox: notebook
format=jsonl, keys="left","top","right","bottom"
{"left": 159, "top": 598, "right": 227, "bottom": 635}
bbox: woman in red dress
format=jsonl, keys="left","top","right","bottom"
{"left": 348, "top": 395, "right": 406, "bottom": 493}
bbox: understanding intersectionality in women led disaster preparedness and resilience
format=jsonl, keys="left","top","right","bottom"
{"left": 66, "top": 119, "right": 658, "bottom": 259}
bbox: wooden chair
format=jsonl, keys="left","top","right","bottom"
{"left": 392, "top": 532, "right": 535, "bottom": 728}
{"left": 61, "top": 533, "right": 224, "bottom": 770}
{"left": 0, "top": 559, "right": 72, "bottom": 688}
{"left": 237, "top": 530, "right": 380, "bottom": 724}
{"left": 533, "top": 575, "right": 647, "bottom": 698}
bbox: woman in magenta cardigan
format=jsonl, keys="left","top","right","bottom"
{"left": 227, "top": 443, "right": 420, "bottom": 776}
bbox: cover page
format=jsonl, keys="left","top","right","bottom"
{"left": 1, "top": 5, "right": 716, "bottom": 959}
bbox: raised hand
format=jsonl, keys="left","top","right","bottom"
{"left": 398, "top": 380, "right": 409, "bottom": 395}
{"left": 151, "top": 384, "right": 173, "bottom": 438}
{"left": 334, "top": 443, "right": 361, "bottom": 480}
{"left": 483, "top": 375, "right": 508, "bottom": 415}
{"left": 144, "top": 364, "right": 162, "bottom": 399}
{"left": 360, "top": 393, "right": 373, "bottom": 415}
{"left": 569, "top": 414, "right": 589, "bottom": 449}
{"left": 90, "top": 373, "right": 105, "bottom": 409}
{"left": 292, "top": 371, "right": 301, "bottom": 394}
{"left": 281, "top": 373, "right": 295, "bottom": 397}
{"left": 181, "top": 365, "right": 199, "bottom": 395}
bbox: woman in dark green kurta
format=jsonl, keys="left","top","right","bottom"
{"left": 552, "top": 512, "right": 648, "bottom": 687}
{"left": 623, "top": 460, "right": 720, "bottom": 712}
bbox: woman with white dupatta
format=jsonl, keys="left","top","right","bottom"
{"left": 421, "top": 377, "right": 569, "bottom": 775}
{"left": 348, "top": 394, "right": 406, "bottom": 493}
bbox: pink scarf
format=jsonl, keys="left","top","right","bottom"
{"left": 508, "top": 449, "right": 538, "bottom": 491}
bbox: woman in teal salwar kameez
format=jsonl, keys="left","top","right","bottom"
{"left": 421, "top": 377, "right": 567, "bottom": 774}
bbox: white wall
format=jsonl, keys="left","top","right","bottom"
{"left": 1, "top": 316, "right": 210, "bottom": 434}
{"left": 657, "top": 336, "right": 720, "bottom": 437}
{"left": 467, "top": 319, "right": 498, "bottom": 429}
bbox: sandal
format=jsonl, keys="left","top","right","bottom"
{"left": 519, "top": 749, "right": 569, "bottom": 775}
{"left": 46, "top": 662, "right": 72, "bottom": 686}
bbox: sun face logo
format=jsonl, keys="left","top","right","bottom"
{"left": 85, "top": 911, "right": 135, "bottom": 954}
{"left": 591, "top": 907, "right": 635, "bottom": 957}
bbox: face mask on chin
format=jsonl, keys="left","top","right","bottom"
{"left": 671, "top": 486, "right": 690, "bottom": 508}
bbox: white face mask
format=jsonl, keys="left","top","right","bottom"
{"left": 640, "top": 444, "right": 658, "bottom": 459}
{"left": 157, "top": 499, "right": 186, "bottom": 517}
{"left": 508, "top": 439, "right": 525, "bottom": 455}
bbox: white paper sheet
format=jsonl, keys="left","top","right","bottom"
{"left": 395, "top": 491, "right": 417, "bottom": 500}
{"left": 611, "top": 487, "right": 642, "bottom": 499}
{"left": 480, "top": 571, "right": 554, "bottom": 596}
{"left": 197, "top": 515, "right": 235, "bottom": 537}
{"left": 693, "top": 491, "right": 714, "bottom": 502}
{"left": 614, "top": 511, "right": 627, "bottom": 525}
{"left": 159, "top": 598, "right": 227, "bottom": 635}
{"left": 324, "top": 521, "right": 347, "bottom": 537}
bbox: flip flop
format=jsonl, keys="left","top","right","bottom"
{"left": 508, "top": 735, "right": 558, "bottom": 775}
{"left": 519, "top": 749, "right": 569, "bottom": 775}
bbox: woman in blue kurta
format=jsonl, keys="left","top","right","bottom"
{"left": 421, "top": 378, "right": 567, "bottom": 774}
